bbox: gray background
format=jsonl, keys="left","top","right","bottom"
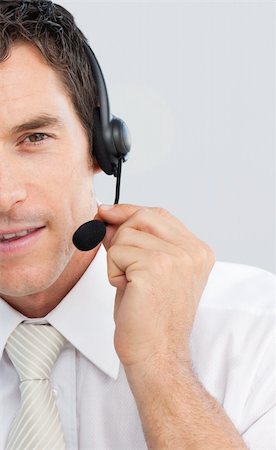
{"left": 58, "top": 1, "right": 275, "bottom": 274}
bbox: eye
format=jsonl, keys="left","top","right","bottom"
{"left": 23, "top": 133, "right": 50, "bottom": 145}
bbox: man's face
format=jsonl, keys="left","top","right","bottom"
{"left": 0, "top": 42, "right": 97, "bottom": 300}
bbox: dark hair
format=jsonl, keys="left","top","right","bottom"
{"left": 0, "top": 0, "right": 97, "bottom": 163}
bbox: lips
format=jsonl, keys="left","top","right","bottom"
{"left": 0, "top": 226, "right": 46, "bottom": 255}
{"left": 0, "top": 228, "right": 39, "bottom": 242}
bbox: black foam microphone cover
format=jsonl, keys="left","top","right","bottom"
{"left": 72, "top": 220, "right": 106, "bottom": 251}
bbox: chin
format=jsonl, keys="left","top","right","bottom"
{"left": 0, "top": 259, "right": 68, "bottom": 299}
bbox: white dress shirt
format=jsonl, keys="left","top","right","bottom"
{"left": 0, "top": 245, "right": 275, "bottom": 450}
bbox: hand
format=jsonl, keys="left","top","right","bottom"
{"left": 97, "top": 204, "right": 215, "bottom": 372}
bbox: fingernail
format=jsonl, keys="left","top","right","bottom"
{"left": 99, "top": 204, "right": 114, "bottom": 210}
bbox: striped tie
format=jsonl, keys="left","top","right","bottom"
{"left": 5, "top": 323, "right": 66, "bottom": 450}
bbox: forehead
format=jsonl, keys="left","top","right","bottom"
{"left": 0, "top": 42, "right": 72, "bottom": 134}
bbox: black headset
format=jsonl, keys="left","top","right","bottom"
{"left": 73, "top": 42, "right": 132, "bottom": 250}
{"left": 83, "top": 42, "right": 131, "bottom": 177}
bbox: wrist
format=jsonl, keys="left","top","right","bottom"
{"left": 124, "top": 352, "right": 194, "bottom": 393}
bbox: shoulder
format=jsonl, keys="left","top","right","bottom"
{"left": 191, "top": 260, "right": 275, "bottom": 355}
{"left": 199, "top": 260, "right": 275, "bottom": 314}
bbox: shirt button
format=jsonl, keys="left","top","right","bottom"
{"left": 52, "top": 388, "right": 58, "bottom": 398}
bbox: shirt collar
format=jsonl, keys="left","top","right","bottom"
{"left": 0, "top": 300, "right": 25, "bottom": 361}
{"left": 0, "top": 245, "right": 120, "bottom": 380}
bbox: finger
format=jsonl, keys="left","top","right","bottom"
{"left": 109, "top": 226, "right": 213, "bottom": 282}
{"left": 107, "top": 244, "right": 179, "bottom": 289}
{"left": 111, "top": 226, "right": 187, "bottom": 257}
{"left": 108, "top": 207, "right": 197, "bottom": 250}
{"left": 107, "top": 244, "right": 146, "bottom": 289}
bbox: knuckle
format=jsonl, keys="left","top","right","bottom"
{"left": 194, "top": 243, "right": 216, "bottom": 271}
{"left": 154, "top": 207, "right": 170, "bottom": 218}
{"left": 201, "top": 242, "right": 216, "bottom": 264}
{"left": 134, "top": 207, "right": 151, "bottom": 220}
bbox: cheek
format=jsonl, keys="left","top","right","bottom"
{"left": 41, "top": 158, "right": 95, "bottom": 231}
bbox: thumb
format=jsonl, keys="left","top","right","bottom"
{"left": 93, "top": 211, "right": 118, "bottom": 251}
{"left": 98, "top": 203, "right": 143, "bottom": 224}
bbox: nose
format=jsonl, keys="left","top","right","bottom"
{"left": 0, "top": 161, "right": 27, "bottom": 213}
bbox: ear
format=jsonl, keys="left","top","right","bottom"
{"left": 92, "top": 159, "right": 102, "bottom": 175}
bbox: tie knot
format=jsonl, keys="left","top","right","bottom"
{"left": 5, "top": 323, "right": 66, "bottom": 381}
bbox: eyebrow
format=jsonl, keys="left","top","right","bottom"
{"left": 10, "top": 114, "right": 65, "bottom": 135}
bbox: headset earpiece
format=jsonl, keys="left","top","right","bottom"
{"left": 92, "top": 108, "right": 131, "bottom": 176}
{"left": 110, "top": 116, "right": 131, "bottom": 163}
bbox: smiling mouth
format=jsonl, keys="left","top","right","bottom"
{"left": 0, "top": 227, "right": 45, "bottom": 243}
